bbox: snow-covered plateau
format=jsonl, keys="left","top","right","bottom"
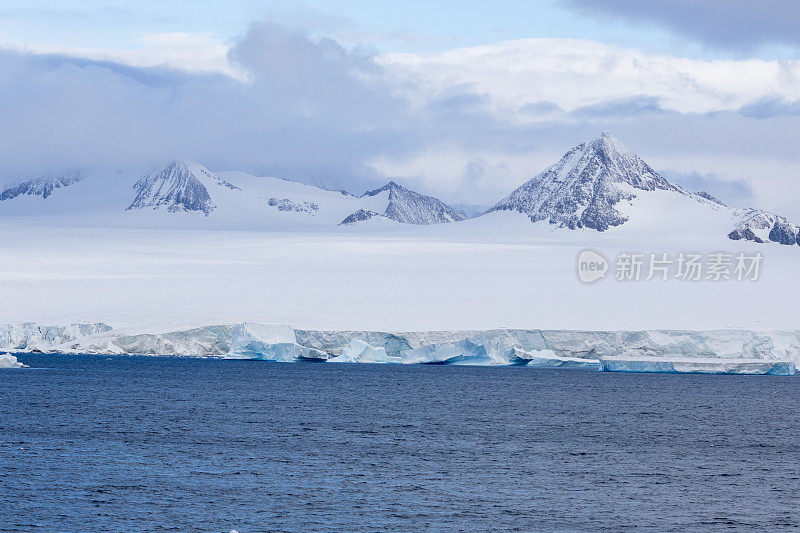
{"left": 0, "top": 132, "right": 798, "bottom": 366}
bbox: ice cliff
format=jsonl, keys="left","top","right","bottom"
{"left": 600, "top": 356, "right": 795, "bottom": 375}
{"left": 3, "top": 323, "right": 799, "bottom": 369}
{"left": 0, "top": 323, "right": 112, "bottom": 353}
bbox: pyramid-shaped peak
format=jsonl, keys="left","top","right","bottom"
{"left": 128, "top": 159, "right": 217, "bottom": 216}
{"left": 363, "top": 180, "right": 408, "bottom": 197}
{"left": 488, "top": 132, "right": 682, "bottom": 231}
{"left": 351, "top": 180, "right": 465, "bottom": 224}
{"left": 161, "top": 159, "right": 203, "bottom": 173}
{"left": 595, "top": 130, "right": 634, "bottom": 155}
{"left": 383, "top": 180, "right": 406, "bottom": 192}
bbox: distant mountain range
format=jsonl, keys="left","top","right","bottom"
{"left": 1, "top": 132, "right": 797, "bottom": 246}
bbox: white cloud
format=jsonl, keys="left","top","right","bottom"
{"left": 368, "top": 147, "right": 558, "bottom": 204}
{"left": 380, "top": 38, "right": 800, "bottom": 116}
{"left": 12, "top": 33, "right": 800, "bottom": 117}
{"left": 0, "top": 25, "right": 799, "bottom": 220}
{"left": 1, "top": 31, "right": 244, "bottom": 78}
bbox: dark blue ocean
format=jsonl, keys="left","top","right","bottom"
{"left": 2, "top": 355, "right": 800, "bottom": 532}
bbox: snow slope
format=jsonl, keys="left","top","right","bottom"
{"left": 0, "top": 212, "right": 797, "bottom": 335}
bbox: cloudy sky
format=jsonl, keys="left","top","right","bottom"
{"left": 1, "top": 0, "right": 799, "bottom": 217}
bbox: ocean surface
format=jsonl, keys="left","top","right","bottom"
{"left": 2, "top": 355, "right": 800, "bottom": 532}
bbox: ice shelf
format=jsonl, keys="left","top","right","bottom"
{"left": 2, "top": 321, "right": 800, "bottom": 372}
{"left": 599, "top": 356, "right": 796, "bottom": 375}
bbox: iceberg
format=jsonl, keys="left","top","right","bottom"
{"left": 599, "top": 356, "right": 796, "bottom": 375}
{"left": 329, "top": 339, "right": 399, "bottom": 363}
{"left": 0, "top": 353, "right": 28, "bottom": 368}
{"left": 227, "top": 323, "right": 329, "bottom": 362}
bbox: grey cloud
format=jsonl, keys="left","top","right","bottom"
{"left": 0, "top": 21, "right": 799, "bottom": 218}
{"left": 518, "top": 101, "right": 562, "bottom": 115}
{"left": 563, "top": 0, "right": 800, "bottom": 50}
{"left": 740, "top": 98, "right": 800, "bottom": 119}
{"left": 573, "top": 96, "right": 664, "bottom": 118}
{"left": 0, "top": 22, "right": 415, "bottom": 192}
{"left": 659, "top": 170, "right": 756, "bottom": 208}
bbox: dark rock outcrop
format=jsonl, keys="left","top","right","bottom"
{"left": 340, "top": 209, "right": 384, "bottom": 225}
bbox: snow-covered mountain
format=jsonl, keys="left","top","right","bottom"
{"left": 488, "top": 131, "right": 683, "bottom": 231}
{"left": 487, "top": 131, "right": 800, "bottom": 246}
{"left": 729, "top": 209, "right": 799, "bottom": 245}
{"left": 127, "top": 160, "right": 234, "bottom": 216}
{"left": 0, "top": 162, "right": 467, "bottom": 230}
{"left": 0, "top": 171, "right": 85, "bottom": 201}
{"left": 0, "top": 142, "right": 796, "bottom": 245}
{"left": 341, "top": 181, "right": 466, "bottom": 225}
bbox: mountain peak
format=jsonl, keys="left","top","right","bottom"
{"left": 597, "top": 130, "right": 630, "bottom": 154}
{"left": 347, "top": 181, "right": 465, "bottom": 225}
{"left": 362, "top": 180, "right": 406, "bottom": 197}
{"left": 488, "top": 133, "right": 680, "bottom": 231}
{"left": 127, "top": 160, "right": 217, "bottom": 216}
{"left": 0, "top": 171, "right": 85, "bottom": 202}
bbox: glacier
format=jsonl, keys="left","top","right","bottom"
{"left": 599, "top": 356, "right": 796, "bottom": 375}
